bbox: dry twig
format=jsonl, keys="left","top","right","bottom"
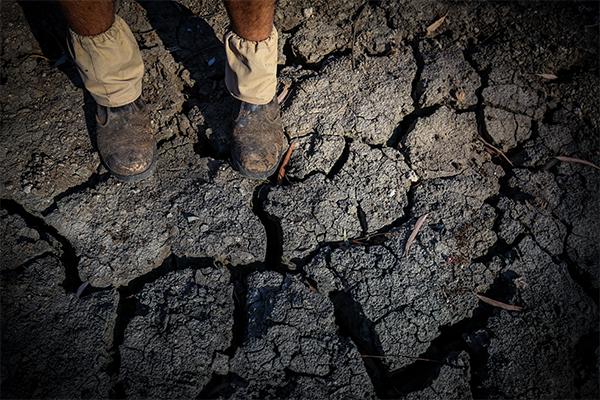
{"left": 361, "top": 354, "right": 440, "bottom": 363}
{"left": 478, "top": 135, "right": 514, "bottom": 167}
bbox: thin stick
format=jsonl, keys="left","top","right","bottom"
{"left": 361, "top": 355, "right": 440, "bottom": 363}
{"left": 352, "top": 3, "right": 369, "bottom": 71}
{"left": 478, "top": 135, "right": 514, "bottom": 167}
{"left": 277, "top": 142, "right": 296, "bottom": 185}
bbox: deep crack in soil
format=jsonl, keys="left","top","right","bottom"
{"left": 1, "top": 0, "right": 598, "bottom": 398}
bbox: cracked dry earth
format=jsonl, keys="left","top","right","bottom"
{"left": 1, "top": 0, "right": 599, "bottom": 398}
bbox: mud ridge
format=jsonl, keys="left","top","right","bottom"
{"left": 40, "top": 172, "right": 110, "bottom": 218}
{"left": 386, "top": 301, "right": 493, "bottom": 399}
{"left": 2, "top": 198, "right": 84, "bottom": 293}
{"left": 108, "top": 290, "right": 138, "bottom": 400}
{"left": 195, "top": 261, "right": 257, "bottom": 399}
{"left": 107, "top": 254, "right": 179, "bottom": 398}
{"left": 325, "top": 137, "right": 351, "bottom": 180}
{"left": 384, "top": 273, "right": 518, "bottom": 399}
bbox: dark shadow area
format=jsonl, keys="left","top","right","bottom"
{"left": 109, "top": 253, "right": 264, "bottom": 399}
{"left": 1, "top": 198, "right": 84, "bottom": 294}
{"left": 251, "top": 182, "right": 285, "bottom": 271}
{"left": 381, "top": 274, "right": 517, "bottom": 399}
{"left": 16, "top": 0, "right": 233, "bottom": 163}
{"left": 17, "top": 1, "right": 99, "bottom": 156}
{"left": 135, "top": 0, "right": 232, "bottom": 160}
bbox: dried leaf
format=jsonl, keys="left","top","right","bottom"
{"left": 276, "top": 142, "right": 296, "bottom": 185}
{"left": 478, "top": 135, "right": 514, "bottom": 167}
{"left": 426, "top": 11, "right": 449, "bottom": 36}
{"left": 75, "top": 281, "right": 89, "bottom": 300}
{"left": 277, "top": 84, "right": 290, "bottom": 104}
{"left": 476, "top": 293, "right": 522, "bottom": 311}
{"left": 554, "top": 156, "right": 600, "bottom": 171}
{"left": 455, "top": 90, "right": 466, "bottom": 102}
{"left": 535, "top": 73, "right": 558, "bottom": 80}
{"left": 405, "top": 213, "right": 430, "bottom": 261}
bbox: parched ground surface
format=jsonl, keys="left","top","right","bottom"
{"left": 1, "top": 0, "right": 599, "bottom": 398}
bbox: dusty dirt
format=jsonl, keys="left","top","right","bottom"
{"left": 1, "top": 0, "right": 599, "bottom": 398}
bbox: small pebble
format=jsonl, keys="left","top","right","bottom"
{"left": 303, "top": 7, "right": 313, "bottom": 18}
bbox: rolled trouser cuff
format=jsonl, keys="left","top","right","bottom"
{"left": 68, "top": 15, "right": 144, "bottom": 107}
{"left": 224, "top": 27, "right": 278, "bottom": 105}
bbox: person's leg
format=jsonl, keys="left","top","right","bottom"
{"left": 223, "top": 0, "right": 275, "bottom": 41}
{"left": 56, "top": 0, "right": 114, "bottom": 36}
{"left": 56, "top": 0, "right": 156, "bottom": 182}
{"left": 223, "top": 0, "right": 282, "bottom": 180}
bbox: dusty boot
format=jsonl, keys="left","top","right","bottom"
{"left": 67, "top": 15, "right": 154, "bottom": 182}
{"left": 223, "top": 24, "right": 281, "bottom": 179}
{"left": 231, "top": 96, "right": 283, "bottom": 179}
{"left": 96, "top": 96, "right": 157, "bottom": 182}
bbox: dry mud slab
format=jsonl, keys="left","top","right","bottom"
{"left": 1, "top": 0, "right": 598, "bottom": 399}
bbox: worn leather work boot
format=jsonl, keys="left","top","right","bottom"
{"left": 96, "top": 96, "right": 157, "bottom": 182}
{"left": 231, "top": 96, "right": 284, "bottom": 179}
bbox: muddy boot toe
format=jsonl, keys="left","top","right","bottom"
{"left": 96, "top": 96, "right": 157, "bottom": 182}
{"left": 231, "top": 96, "right": 284, "bottom": 179}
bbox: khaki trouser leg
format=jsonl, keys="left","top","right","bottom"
{"left": 224, "top": 26, "right": 278, "bottom": 105}
{"left": 68, "top": 15, "right": 144, "bottom": 108}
